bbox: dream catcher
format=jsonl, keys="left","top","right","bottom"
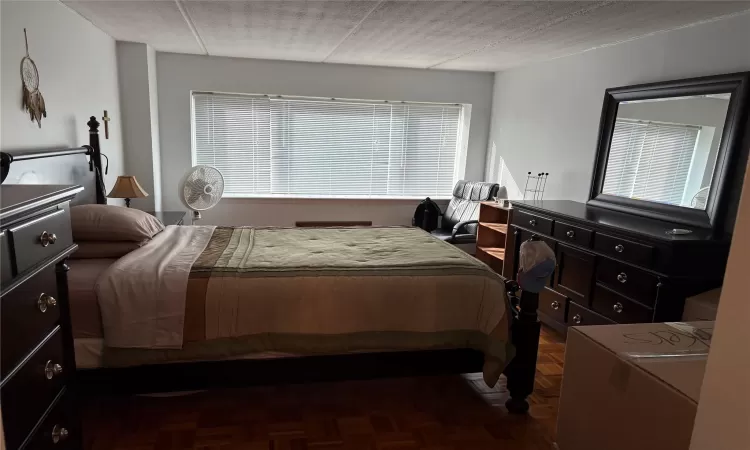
{"left": 20, "top": 29, "right": 46, "bottom": 128}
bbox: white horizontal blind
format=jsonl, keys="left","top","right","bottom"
{"left": 193, "top": 93, "right": 462, "bottom": 198}
{"left": 603, "top": 119, "right": 699, "bottom": 206}
{"left": 193, "top": 93, "right": 271, "bottom": 195}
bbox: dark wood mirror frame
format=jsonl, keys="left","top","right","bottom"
{"left": 589, "top": 72, "right": 750, "bottom": 233}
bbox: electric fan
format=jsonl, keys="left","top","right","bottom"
{"left": 691, "top": 186, "right": 710, "bottom": 209}
{"left": 179, "top": 165, "right": 224, "bottom": 221}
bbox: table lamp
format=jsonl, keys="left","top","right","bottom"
{"left": 107, "top": 175, "right": 148, "bottom": 207}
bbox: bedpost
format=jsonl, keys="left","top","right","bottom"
{"left": 503, "top": 282, "right": 541, "bottom": 414}
{"left": 87, "top": 116, "right": 107, "bottom": 204}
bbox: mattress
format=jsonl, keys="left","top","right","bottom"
{"left": 66, "top": 256, "right": 415, "bottom": 371}
{"left": 67, "top": 254, "right": 435, "bottom": 371}
{"left": 74, "top": 338, "right": 304, "bottom": 369}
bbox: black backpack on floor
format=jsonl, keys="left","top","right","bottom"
{"left": 412, "top": 197, "right": 442, "bottom": 232}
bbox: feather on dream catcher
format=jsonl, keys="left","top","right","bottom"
{"left": 20, "top": 29, "right": 46, "bottom": 128}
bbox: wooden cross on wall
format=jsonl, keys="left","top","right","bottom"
{"left": 102, "top": 110, "right": 110, "bottom": 139}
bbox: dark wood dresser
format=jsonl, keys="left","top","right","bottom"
{"left": 0, "top": 185, "right": 82, "bottom": 450}
{"left": 507, "top": 200, "right": 730, "bottom": 333}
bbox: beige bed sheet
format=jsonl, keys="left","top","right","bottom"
{"left": 68, "top": 258, "right": 116, "bottom": 339}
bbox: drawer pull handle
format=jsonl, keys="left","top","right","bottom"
{"left": 614, "top": 244, "right": 624, "bottom": 253}
{"left": 37, "top": 293, "right": 57, "bottom": 313}
{"left": 573, "top": 314, "right": 582, "bottom": 324}
{"left": 45, "top": 360, "right": 63, "bottom": 380}
{"left": 617, "top": 272, "right": 628, "bottom": 284}
{"left": 39, "top": 231, "right": 58, "bottom": 247}
{"left": 566, "top": 230, "right": 575, "bottom": 238}
{"left": 551, "top": 300, "right": 561, "bottom": 310}
{"left": 52, "top": 425, "right": 69, "bottom": 444}
{"left": 613, "top": 302, "right": 624, "bottom": 314}
{"left": 529, "top": 219, "right": 537, "bottom": 226}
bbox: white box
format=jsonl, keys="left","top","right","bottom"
{"left": 557, "top": 321, "right": 713, "bottom": 450}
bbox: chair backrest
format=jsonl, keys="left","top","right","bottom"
{"left": 441, "top": 180, "right": 500, "bottom": 233}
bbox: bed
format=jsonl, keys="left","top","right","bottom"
{"left": 0, "top": 116, "right": 543, "bottom": 414}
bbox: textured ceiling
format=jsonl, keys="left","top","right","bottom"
{"left": 63, "top": 1, "right": 750, "bottom": 72}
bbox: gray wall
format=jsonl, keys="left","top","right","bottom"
{"left": 485, "top": 12, "right": 750, "bottom": 201}
{"left": 116, "top": 42, "right": 162, "bottom": 210}
{"left": 1, "top": 1, "right": 125, "bottom": 196}
{"left": 156, "top": 53, "right": 494, "bottom": 226}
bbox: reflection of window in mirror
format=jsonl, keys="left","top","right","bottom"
{"left": 602, "top": 94, "right": 731, "bottom": 210}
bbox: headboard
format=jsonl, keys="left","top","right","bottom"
{"left": 0, "top": 116, "right": 107, "bottom": 206}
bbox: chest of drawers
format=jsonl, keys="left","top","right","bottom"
{"left": 507, "top": 200, "right": 730, "bottom": 333}
{"left": 0, "top": 185, "right": 82, "bottom": 450}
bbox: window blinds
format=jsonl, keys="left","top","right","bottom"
{"left": 193, "top": 94, "right": 271, "bottom": 196}
{"left": 192, "top": 93, "right": 462, "bottom": 198}
{"left": 602, "top": 119, "right": 700, "bottom": 206}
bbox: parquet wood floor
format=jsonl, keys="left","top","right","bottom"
{"left": 82, "top": 327, "right": 565, "bottom": 450}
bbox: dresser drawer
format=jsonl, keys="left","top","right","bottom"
{"left": 592, "top": 284, "right": 654, "bottom": 324}
{"left": 552, "top": 221, "right": 593, "bottom": 248}
{"left": 596, "top": 258, "right": 659, "bottom": 306}
{"left": 567, "top": 302, "right": 615, "bottom": 327}
{"left": 554, "top": 244, "right": 595, "bottom": 305}
{"left": 519, "top": 229, "right": 556, "bottom": 252}
{"left": 593, "top": 232, "right": 654, "bottom": 267}
{"left": 1, "top": 231, "right": 12, "bottom": 285}
{"left": 9, "top": 208, "right": 73, "bottom": 275}
{"left": 1, "top": 265, "right": 60, "bottom": 378}
{"left": 538, "top": 287, "right": 567, "bottom": 324}
{"left": 1, "top": 329, "right": 66, "bottom": 450}
{"left": 23, "top": 391, "right": 80, "bottom": 450}
{"left": 514, "top": 210, "right": 554, "bottom": 236}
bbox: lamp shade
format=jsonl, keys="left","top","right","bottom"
{"left": 107, "top": 176, "right": 149, "bottom": 199}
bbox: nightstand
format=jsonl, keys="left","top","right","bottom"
{"left": 145, "top": 211, "right": 190, "bottom": 226}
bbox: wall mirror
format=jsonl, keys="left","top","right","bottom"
{"left": 589, "top": 72, "right": 750, "bottom": 231}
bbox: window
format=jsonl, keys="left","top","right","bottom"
{"left": 192, "top": 93, "right": 465, "bottom": 198}
{"left": 602, "top": 119, "right": 700, "bottom": 206}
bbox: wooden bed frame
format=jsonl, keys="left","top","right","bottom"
{"left": 0, "top": 117, "right": 542, "bottom": 414}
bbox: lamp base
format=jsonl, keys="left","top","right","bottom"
{"left": 124, "top": 198, "right": 131, "bottom": 208}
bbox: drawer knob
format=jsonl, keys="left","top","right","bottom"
{"left": 39, "top": 231, "right": 58, "bottom": 247}
{"left": 529, "top": 219, "right": 537, "bottom": 226}
{"left": 613, "top": 302, "right": 624, "bottom": 314}
{"left": 37, "top": 293, "right": 57, "bottom": 313}
{"left": 52, "top": 425, "right": 69, "bottom": 444}
{"left": 573, "top": 314, "right": 582, "bottom": 324}
{"left": 614, "top": 244, "right": 624, "bottom": 253}
{"left": 566, "top": 230, "right": 575, "bottom": 238}
{"left": 551, "top": 300, "right": 561, "bottom": 310}
{"left": 617, "top": 272, "right": 628, "bottom": 284}
{"left": 45, "top": 360, "right": 63, "bottom": 380}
